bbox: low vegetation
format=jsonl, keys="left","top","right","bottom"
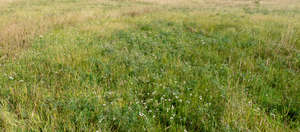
{"left": 0, "top": 0, "right": 299, "bottom": 131}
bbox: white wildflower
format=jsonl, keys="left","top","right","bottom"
{"left": 139, "top": 112, "right": 145, "bottom": 117}
{"left": 9, "top": 76, "right": 14, "bottom": 80}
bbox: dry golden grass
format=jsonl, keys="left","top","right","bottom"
{"left": 0, "top": 1, "right": 106, "bottom": 59}
{"left": 0, "top": 0, "right": 153, "bottom": 59}
{"left": 0, "top": 0, "right": 18, "bottom": 4}
{"left": 136, "top": 0, "right": 300, "bottom": 9}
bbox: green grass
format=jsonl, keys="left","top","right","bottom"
{"left": 0, "top": 0, "right": 300, "bottom": 131}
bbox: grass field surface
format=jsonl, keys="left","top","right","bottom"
{"left": 0, "top": 0, "right": 300, "bottom": 131}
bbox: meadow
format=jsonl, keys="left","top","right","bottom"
{"left": 0, "top": 0, "right": 300, "bottom": 131}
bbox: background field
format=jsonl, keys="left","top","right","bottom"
{"left": 0, "top": 0, "right": 300, "bottom": 131}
